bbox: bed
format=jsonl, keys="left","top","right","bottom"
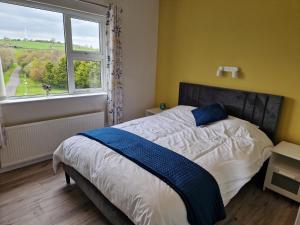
{"left": 53, "top": 82, "right": 283, "bottom": 225}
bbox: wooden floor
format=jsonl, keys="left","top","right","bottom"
{"left": 0, "top": 160, "right": 298, "bottom": 225}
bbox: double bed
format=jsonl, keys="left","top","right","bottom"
{"left": 53, "top": 83, "right": 283, "bottom": 225}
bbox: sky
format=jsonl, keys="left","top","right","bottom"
{"left": 0, "top": 2, "right": 100, "bottom": 49}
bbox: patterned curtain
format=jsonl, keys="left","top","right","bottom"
{"left": 0, "top": 57, "right": 5, "bottom": 149}
{"left": 0, "top": 106, "right": 5, "bottom": 149}
{"left": 106, "top": 4, "right": 123, "bottom": 126}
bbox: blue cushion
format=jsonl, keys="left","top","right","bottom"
{"left": 192, "top": 103, "right": 228, "bottom": 126}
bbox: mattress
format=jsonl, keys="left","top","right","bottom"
{"left": 53, "top": 105, "right": 273, "bottom": 225}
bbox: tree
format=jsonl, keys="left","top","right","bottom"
{"left": 74, "top": 61, "right": 100, "bottom": 89}
{"left": 24, "top": 58, "right": 45, "bottom": 82}
{"left": 17, "top": 50, "right": 64, "bottom": 68}
{"left": 52, "top": 57, "right": 67, "bottom": 88}
{"left": 88, "top": 62, "right": 101, "bottom": 88}
{"left": 75, "top": 61, "right": 89, "bottom": 88}
{"left": 42, "top": 61, "right": 55, "bottom": 85}
{"left": 0, "top": 48, "right": 15, "bottom": 71}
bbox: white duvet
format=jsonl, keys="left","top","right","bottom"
{"left": 53, "top": 105, "right": 273, "bottom": 225}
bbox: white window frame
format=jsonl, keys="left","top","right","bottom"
{"left": 0, "top": 0, "right": 107, "bottom": 100}
{"left": 64, "top": 14, "right": 106, "bottom": 94}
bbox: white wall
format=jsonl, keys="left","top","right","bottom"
{"left": 120, "top": 0, "right": 159, "bottom": 121}
{"left": 1, "top": 0, "right": 159, "bottom": 126}
{"left": 2, "top": 95, "right": 106, "bottom": 125}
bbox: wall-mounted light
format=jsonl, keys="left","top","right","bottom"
{"left": 216, "top": 66, "right": 223, "bottom": 77}
{"left": 216, "top": 66, "right": 239, "bottom": 78}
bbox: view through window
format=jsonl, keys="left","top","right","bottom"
{"left": 0, "top": 1, "right": 104, "bottom": 98}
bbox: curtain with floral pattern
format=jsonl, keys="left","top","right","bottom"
{"left": 0, "top": 56, "right": 6, "bottom": 149}
{"left": 106, "top": 4, "right": 123, "bottom": 126}
{"left": 0, "top": 106, "right": 5, "bottom": 149}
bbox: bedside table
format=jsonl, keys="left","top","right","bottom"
{"left": 264, "top": 141, "right": 300, "bottom": 203}
{"left": 145, "top": 107, "right": 163, "bottom": 116}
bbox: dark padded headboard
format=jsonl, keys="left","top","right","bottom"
{"left": 178, "top": 82, "right": 284, "bottom": 141}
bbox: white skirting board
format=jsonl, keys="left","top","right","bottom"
{"left": 0, "top": 154, "right": 53, "bottom": 173}
{"left": 0, "top": 111, "right": 104, "bottom": 172}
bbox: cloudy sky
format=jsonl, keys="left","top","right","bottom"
{"left": 0, "top": 2, "right": 99, "bottom": 49}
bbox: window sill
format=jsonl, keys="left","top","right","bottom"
{"left": 0, "top": 92, "right": 107, "bottom": 105}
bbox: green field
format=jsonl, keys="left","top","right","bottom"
{"left": 4, "top": 63, "right": 17, "bottom": 84}
{"left": 0, "top": 39, "right": 64, "bottom": 50}
{"left": 16, "top": 72, "right": 67, "bottom": 96}
{"left": 0, "top": 39, "right": 96, "bottom": 51}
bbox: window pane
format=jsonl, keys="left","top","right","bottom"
{"left": 0, "top": 2, "right": 67, "bottom": 97}
{"left": 74, "top": 60, "right": 101, "bottom": 89}
{"left": 71, "top": 18, "right": 100, "bottom": 52}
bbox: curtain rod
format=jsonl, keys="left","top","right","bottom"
{"left": 76, "top": 0, "right": 108, "bottom": 8}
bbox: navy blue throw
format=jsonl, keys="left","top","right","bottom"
{"left": 192, "top": 103, "right": 228, "bottom": 126}
{"left": 79, "top": 127, "right": 225, "bottom": 225}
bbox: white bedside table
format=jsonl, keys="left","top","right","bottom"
{"left": 145, "top": 107, "right": 164, "bottom": 116}
{"left": 264, "top": 141, "right": 300, "bottom": 203}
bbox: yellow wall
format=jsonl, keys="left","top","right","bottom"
{"left": 156, "top": 0, "right": 300, "bottom": 144}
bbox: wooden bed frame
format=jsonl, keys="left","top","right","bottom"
{"left": 62, "top": 82, "right": 284, "bottom": 225}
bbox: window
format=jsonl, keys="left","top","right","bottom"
{"left": 71, "top": 18, "right": 100, "bottom": 52}
{"left": 0, "top": 1, "right": 106, "bottom": 99}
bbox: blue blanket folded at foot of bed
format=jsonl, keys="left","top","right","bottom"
{"left": 79, "top": 127, "right": 225, "bottom": 225}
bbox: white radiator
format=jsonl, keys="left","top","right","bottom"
{"left": 0, "top": 112, "right": 104, "bottom": 170}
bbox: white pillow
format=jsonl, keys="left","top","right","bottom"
{"left": 159, "top": 105, "right": 197, "bottom": 126}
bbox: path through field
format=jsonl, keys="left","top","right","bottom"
{"left": 5, "top": 65, "right": 21, "bottom": 96}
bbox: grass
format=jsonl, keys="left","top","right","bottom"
{"left": 0, "top": 39, "right": 65, "bottom": 50}
{"left": 16, "top": 71, "right": 67, "bottom": 96}
{"left": 0, "top": 39, "right": 96, "bottom": 51}
{"left": 4, "top": 63, "right": 17, "bottom": 84}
